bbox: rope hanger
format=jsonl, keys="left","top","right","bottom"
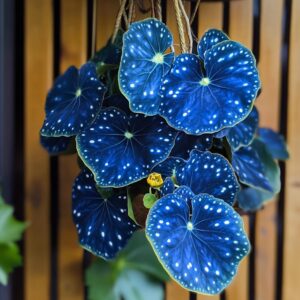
{"left": 112, "top": 0, "right": 201, "bottom": 53}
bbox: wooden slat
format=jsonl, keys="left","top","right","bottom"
{"left": 197, "top": 3, "right": 222, "bottom": 300}
{"left": 95, "top": 0, "right": 119, "bottom": 50}
{"left": 57, "top": 1, "right": 87, "bottom": 299}
{"left": 24, "top": 1, "right": 52, "bottom": 299}
{"left": 198, "top": 2, "right": 223, "bottom": 36}
{"left": 165, "top": 2, "right": 191, "bottom": 300}
{"left": 226, "top": 1, "right": 253, "bottom": 299}
{"left": 283, "top": 0, "right": 300, "bottom": 299}
{"left": 255, "top": 1, "right": 283, "bottom": 300}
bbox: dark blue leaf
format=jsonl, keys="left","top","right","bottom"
{"left": 146, "top": 191, "right": 250, "bottom": 294}
{"left": 258, "top": 128, "right": 289, "bottom": 160}
{"left": 176, "top": 150, "right": 239, "bottom": 205}
{"left": 72, "top": 169, "right": 138, "bottom": 259}
{"left": 41, "top": 63, "right": 106, "bottom": 137}
{"left": 152, "top": 157, "right": 186, "bottom": 178}
{"left": 40, "top": 135, "right": 73, "bottom": 155}
{"left": 160, "top": 178, "right": 175, "bottom": 197}
{"left": 198, "top": 29, "right": 229, "bottom": 60}
{"left": 226, "top": 106, "right": 259, "bottom": 150}
{"left": 159, "top": 41, "right": 260, "bottom": 134}
{"left": 170, "top": 132, "right": 213, "bottom": 160}
{"left": 232, "top": 144, "right": 273, "bottom": 192}
{"left": 76, "top": 108, "right": 177, "bottom": 187}
{"left": 119, "top": 19, "right": 174, "bottom": 115}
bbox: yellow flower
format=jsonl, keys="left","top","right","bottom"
{"left": 147, "top": 172, "right": 164, "bottom": 188}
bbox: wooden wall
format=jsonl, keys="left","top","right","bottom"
{"left": 2, "top": 0, "right": 299, "bottom": 300}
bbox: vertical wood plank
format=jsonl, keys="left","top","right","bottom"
{"left": 197, "top": 4, "right": 222, "bottom": 300}
{"left": 165, "top": 2, "right": 190, "bottom": 299}
{"left": 95, "top": 0, "right": 119, "bottom": 50}
{"left": 283, "top": 0, "right": 300, "bottom": 299}
{"left": 255, "top": 1, "right": 283, "bottom": 300}
{"left": 57, "top": 1, "right": 87, "bottom": 299}
{"left": 24, "top": 1, "right": 52, "bottom": 299}
{"left": 198, "top": 2, "right": 223, "bottom": 36}
{"left": 226, "top": 1, "right": 253, "bottom": 299}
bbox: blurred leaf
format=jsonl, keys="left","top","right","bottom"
{"left": 86, "top": 231, "right": 168, "bottom": 300}
{"left": 0, "top": 243, "right": 22, "bottom": 285}
{"left": 0, "top": 201, "right": 27, "bottom": 244}
{"left": 258, "top": 127, "right": 289, "bottom": 160}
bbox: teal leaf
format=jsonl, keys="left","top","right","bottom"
{"left": 258, "top": 128, "right": 289, "bottom": 160}
{"left": 86, "top": 231, "right": 168, "bottom": 300}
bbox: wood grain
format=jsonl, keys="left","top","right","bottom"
{"left": 24, "top": 1, "right": 52, "bottom": 299}
{"left": 255, "top": 1, "right": 283, "bottom": 300}
{"left": 57, "top": 2, "right": 87, "bottom": 299}
{"left": 197, "top": 3, "right": 222, "bottom": 300}
{"left": 95, "top": 0, "right": 119, "bottom": 50}
{"left": 283, "top": 0, "right": 300, "bottom": 299}
{"left": 226, "top": 1, "right": 253, "bottom": 299}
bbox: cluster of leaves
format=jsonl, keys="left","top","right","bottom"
{"left": 40, "top": 18, "right": 288, "bottom": 297}
{"left": 0, "top": 195, "right": 26, "bottom": 285}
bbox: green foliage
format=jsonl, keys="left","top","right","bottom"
{"left": 0, "top": 196, "right": 26, "bottom": 285}
{"left": 86, "top": 230, "right": 169, "bottom": 300}
{"left": 143, "top": 193, "right": 157, "bottom": 209}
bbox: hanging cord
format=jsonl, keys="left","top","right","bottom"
{"left": 178, "top": 0, "right": 193, "bottom": 53}
{"left": 155, "top": 0, "right": 162, "bottom": 21}
{"left": 128, "top": 0, "right": 135, "bottom": 24}
{"left": 190, "top": 0, "right": 201, "bottom": 25}
{"left": 173, "top": 0, "right": 188, "bottom": 53}
{"left": 112, "top": 0, "right": 128, "bottom": 42}
{"left": 150, "top": 0, "right": 156, "bottom": 18}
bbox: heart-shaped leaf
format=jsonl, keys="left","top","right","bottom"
{"left": 72, "top": 169, "right": 138, "bottom": 259}
{"left": 159, "top": 41, "right": 260, "bottom": 134}
{"left": 41, "top": 63, "right": 106, "bottom": 137}
{"left": 76, "top": 107, "right": 177, "bottom": 187}
{"left": 146, "top": 190, "right": 250, "bottom": 294}
{"left": 119, "top": 18, "right": 174, "bottom": 115}
{"left": 176, "top": 150, "right": 239, "bottom": 205}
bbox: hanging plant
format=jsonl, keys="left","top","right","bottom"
{"left": 40, "top": 0, "right": 289, "bottom": 298}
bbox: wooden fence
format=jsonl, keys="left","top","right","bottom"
{"left": 0, "top": 0, "right": 299, "bottom": 300}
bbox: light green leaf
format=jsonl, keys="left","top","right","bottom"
{"left": 86, "top": 231, "right": 169, "bottom": 300}
{"left": 127, "top": 189, "right": 138, "bottom": 224}
{"left": 143, "top": 193, "right": 157, "bottom": 209}
{"left": 0, "top": 243, "right": 22, "bottom": 285}
{"left": 0, "top": 201, "right": 27, "bottom": 244}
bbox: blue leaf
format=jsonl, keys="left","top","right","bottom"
{"left": 146, "top": 191, "right": 250, "bottom": 294}
{"left": 226, "top": 106, "right": 259, "bottom": 150}
{"left": 40, "top": 135, "right": 73, "bottom": 155}
{"left": 176, "top": 150, "right": 239, "bottom": 205}
{"left": 152, "top": 157, "right": 186, "bottom": 178}
{"left": 237, "top": 187, "right": 271, "bottom": 212}
{"left": 119, "top": 18, "right": 174, "bottom": 115}
{"left": 214, "top": 128, "right": 230, "bottom": 139}
{"left": 76, "top": 108, "right": 177, "bottom": 187}
{"left": 198, "top": 29, "right": 229, "bottom": 60}
{"left": 72, "top": 169, "right": 138, "bottom": 259}
{"left": 170, "top": 132, "right": 213, "bottom": 160}
{"left": 258, "top": 128, "right": 289, "bottom": 160}
{"left": 232, "top": 144, "right": 273, "bottom": 192}
{"left": 41, "top": 63, "right": 106, "bottom": 137}
{"left": 160, "top": 178, "right": 175, "bottom": 197}
{"left": 159, "top": 41, "right": 260, "bottom": 134}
